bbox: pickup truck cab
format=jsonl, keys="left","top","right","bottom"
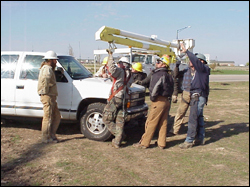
{"left": 1, "top": 51, "right": 148, "bottom": 141}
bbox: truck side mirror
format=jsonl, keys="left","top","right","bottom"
{"left": 55, "top": 67, "right": 68, "bottom": 82}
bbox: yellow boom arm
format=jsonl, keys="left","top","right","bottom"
{"left": 95, "top": 26, "right": 177, "bottom": 57}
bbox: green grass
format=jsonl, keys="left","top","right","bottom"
{"left": 83, "top": 63, "right": 249, "bottom": 75}
{"left": 11, "top": 135, "right": 21, "bottom": 143}
{"left": 210, "top": 69, "right": 249, "bottom": 75}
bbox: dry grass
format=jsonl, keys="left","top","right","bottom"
{"left": 1, "top": 82, "right": 249, "bottom": 186}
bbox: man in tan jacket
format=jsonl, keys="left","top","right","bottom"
{"left": 38, "top": 50, "right": 61, "bottom": 143}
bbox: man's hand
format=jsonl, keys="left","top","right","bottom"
{"left": 180, "top": 43, "right": 187, "bottom": 53}
{"left": 106, "top": 49, "right": 114, "bottom": 54}
{"left": 102, "top": 73, "right": 108, "bottom": 78}
{"left": 172, "top": 95, "right": 178, "bottom": 103}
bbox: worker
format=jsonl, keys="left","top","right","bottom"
{"left": 133, "top": 54, "right": 174, "bottom": 149}
{"left": 94, "top": 56, "right": 110, "bottom": 78}
{"left": 102, "top": 51, "right": 134, "bottom": 149}
{"left": 178, "top": 43, "right": 210, "bottom": 149}
{"left": 131, "top": 62, "right": 147, "bottom": 86}
{"left": 38, "top": 50, "right": 61, "bottom": 143}
{"left": 168, "top": 54, "right": 209, "bottom": 137}
{"left": 167, "top": 59, "right": 193, "bottom": 136}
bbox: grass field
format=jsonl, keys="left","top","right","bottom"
{"left": 1, "top": 81, "right": 249, "bottom": 186}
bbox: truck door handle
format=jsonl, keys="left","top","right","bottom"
{"left": 16, "top": 85, "right": 24, "bottom": 89}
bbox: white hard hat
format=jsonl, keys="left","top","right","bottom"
{"left": 43, "top": 50, "right": 58, "bottom": 59}
{"left": 195, "top": 53, "right": 207, "bottom": 64}
{"left": 118, "top": 56, "right": 130, "bottom": 64}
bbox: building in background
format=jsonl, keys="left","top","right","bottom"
{"left": 210, "top": 60, "right": 235, "bottom": 66}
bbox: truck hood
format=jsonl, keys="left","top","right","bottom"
{"left": 72, "top": 77, "right": 145, "bottom": 99}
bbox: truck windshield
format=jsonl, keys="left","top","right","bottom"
{"left": 57, "top": 56, "right": 93, "bottom": 80}
{"left": 125, "top": 54, "right": 153, "bottom": 64}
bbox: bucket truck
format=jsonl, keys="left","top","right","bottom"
{"left": 94, "top": 25, "right": 195, "bottom": 73}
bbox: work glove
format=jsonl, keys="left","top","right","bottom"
{"left": 178, "top": 52, "right": 186, "bottom": 58}
{"left": 172, "top": 95, "right": 178, "bottom": 103}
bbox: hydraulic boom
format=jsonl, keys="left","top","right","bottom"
{"left": 95, "top": 26, "right": 177, "bottom": 58}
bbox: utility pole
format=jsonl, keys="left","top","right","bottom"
{"left": 176, "top": 26, "right": 191, "bottom": 39}
{"left": 69, "top": 44, "right": 74, "bottom": 56}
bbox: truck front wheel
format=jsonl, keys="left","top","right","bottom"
{"left": 80, "top": 102, "right": 112, "bottom": 141}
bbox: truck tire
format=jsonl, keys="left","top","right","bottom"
{"left": 80, "top": 102, "right": 112, "bottom": 141}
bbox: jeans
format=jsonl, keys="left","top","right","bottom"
{"left": 197, "top": 96, "right": 206, "bottom": 140}
{"left": 185, "top": 96, "right": 206, "bottom": 143}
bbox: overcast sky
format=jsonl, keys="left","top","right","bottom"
{"left": 1, "top": 1, "right": 249, "bottom": 65}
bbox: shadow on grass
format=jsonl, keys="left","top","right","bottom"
{"left": 1, "top": 141, "right": 53, "bottom": 186}
{"left": 1, "top": 136, "right": 85, "bottom": 186}
{"left": 1, "top": 117, "right": 81, "bottom": 135}
{"left": 122, "top": 116, "right": 249, "bottom": 149}
{"left": 210, "top": 88, "right": 229, "bottom": 90}
{"left": 205, "top": 122, "right": 249, "bottom": 145}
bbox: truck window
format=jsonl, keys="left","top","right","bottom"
{"left": 145, "top": 56, "right": 152, "bottom": 64}
{"left": 20, "top": 55, "right": 43, "bottom": 80}
{"left": 1, "top": 54, "right": 19, "bottom": 79}
{"left": 57, "top": 56, "right": 92, "bottom": 80}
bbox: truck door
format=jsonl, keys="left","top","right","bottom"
{"left": 1, "top": 52, "right": 22, "bottom": 115}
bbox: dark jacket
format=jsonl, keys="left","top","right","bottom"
{"left": 132, "top": 71, "right": 147, "bottom": 83}
{"left": 137, "top": 71, "right": 152, "bottom": 88}
{"left": 149, "top": 67, "right": 174, "bottom": 102}
{"left": 186, "top": 50, "right": 210, "bottom": 98}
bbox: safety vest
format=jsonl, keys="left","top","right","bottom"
{"left": 107, "top": 68, "right": 131, "bottom": 102}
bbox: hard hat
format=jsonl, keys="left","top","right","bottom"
{"left": 118, "top": 56, "right": 130, "bottom": 64}
{"left": 43, "top": 50, "right": 58, "bottom": 59}
{"left": 102, "top": 56, "right": 108, "bottom": 65}
{"left": 132, "top": 62, "right": 143, "bottom": 72}
{"left": 157, "top": 54, "right": 170, "bottom": 66}
{"left": 195, "top": 53, "right": 207, "bottom": 64}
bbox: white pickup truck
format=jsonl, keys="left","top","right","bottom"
{"left": 1, "top": 51, "right": 148, "bottom": 141}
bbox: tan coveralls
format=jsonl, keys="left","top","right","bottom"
{"left": 37, "top": 64, "right": 61, "bottom": 142}
{"left": 170, "top": 90, "right": 191, "bottom": 134}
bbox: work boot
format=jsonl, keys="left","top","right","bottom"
{"left": 51, "top": 134, "right": 59, "bottom": 143}
{"left": 132, "top": 142, "right": 147, "bottom": 149}
{"left": 154, "top": 141, "right": 165, "bottom": 149}
{"left": 42, "top": 138, "right": 50, "bottom": 144}
{"left": 51, "top": 138, "right": 59, "bottom": 143}
{"left": 179, "top": 141, "right": 193, "bottom": 149}
{"left": 42, "top": 136, "right": 51, "bottom": 144}
{"left": 121, "top": 133, "right": 127, "bottom": 142}
{"left": 112, "top": 139, "right": 120, "bottom": 149}
{"left": 193, "top": 139, "right": 205, "bottom": 146}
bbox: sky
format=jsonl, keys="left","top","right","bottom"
{"left": 1, "top": 1, "right": 249, "bottom": 65}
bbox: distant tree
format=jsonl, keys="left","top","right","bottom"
{"left": 246, "top": 62, "right": 249, "bottom": 66}
{"left": 209, "top": 63, "right": 216, "bottom": 71}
